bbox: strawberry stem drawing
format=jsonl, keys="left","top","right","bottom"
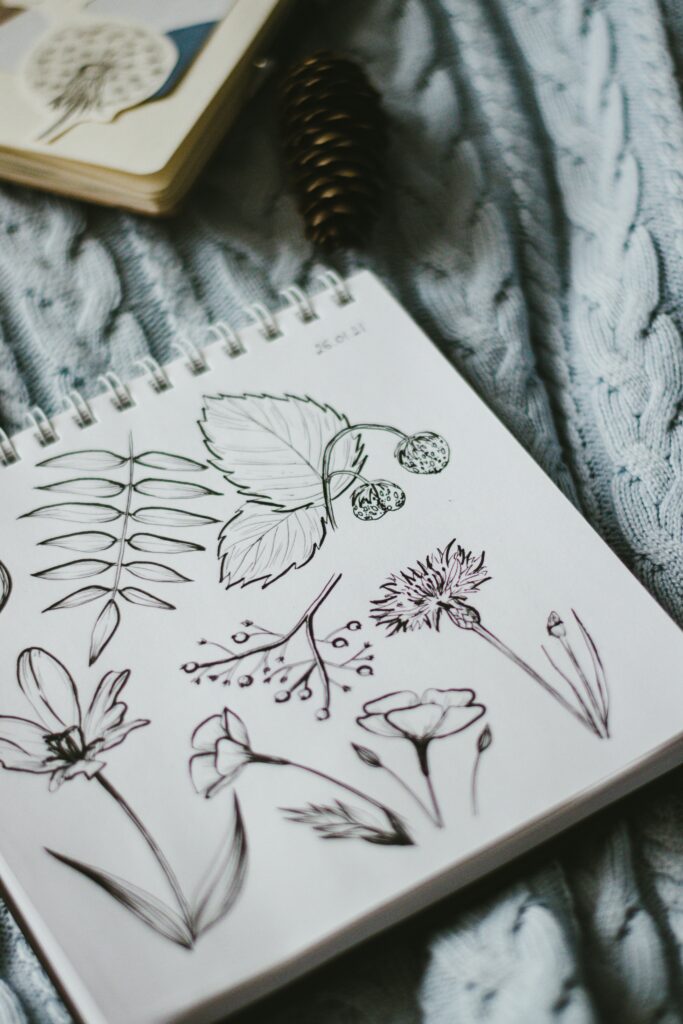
{"left": 182, "top": 574, "right": 373, "bottom": 720}
{"left": 372, "top": 540, "right": 610, "bottom": 739}
{"left": 200, "top": 394, "right": 450, "bottom": 588}
{"left": 0, "top": 648, "right": 248, "bottom": 948}
{"left": 190, "top": 708, "right": 413, "bottom": 846}
{"left": 22, "top": 436, "right": 218, "bottom": 664}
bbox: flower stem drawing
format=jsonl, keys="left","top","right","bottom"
{"left": 190, "top": 708, "right": 413, "bottom": 846}
{"left": 23, "top": 437, "right": 218, "bottom": 664}
{"left": 356, "top": 688, "right": 487, "bottom": 828}
{"left": 470, "top": 725, "right": 492, "bottom": 816}
{"left": 372, "top": 540, "right": 610, "bottom": 738}
{"left": 182, "top": 574, "right": 373, "bottom": 720}
{"left": 0, "top": 649, "right": 247, "bottom": 948}
{"left": 200, "top": 393, "right": 450, "bottom": 588}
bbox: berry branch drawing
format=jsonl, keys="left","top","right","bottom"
{"left": 0, "top": 649, "right": 247, "bottom": 948}
{"left": 199, "top": 393, "right": 450, "bottom": 589}
{"left": 22, "top": 438, "right": 218, "bottom": 664}
{"left": 182, "top": 573, "right": 373, "bottom": 721}
{"left": 371, "top": 540, "right": 610, "bottom": 739}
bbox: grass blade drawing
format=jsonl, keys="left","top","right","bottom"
{"left": 23, "top": 436, "right": 218, "bottom": 664}
{"left": 182, "top": 573, "right": 374, "bottom": 720}
{"left": 0, "top": 649, "right": 248, "bottom": 948}
{"left": 200, "top": 393, "right": 450, "bottom": 589}
{"left": 372, "top": 539, "right": 611, "bottom": 738}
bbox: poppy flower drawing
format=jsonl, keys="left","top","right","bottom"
{"left": 0, "top": 648, "right": 147, "bottom": 790}
{"left": 357, "top": 688, "right": 486, "bottom": 826}
{"left": 190, "top": 706, "right": 413, "bottom": 846}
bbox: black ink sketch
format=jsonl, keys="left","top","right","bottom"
{"left": 190, "top": 707, "right": 413, "bottom": 846}
{"left": 182, "top": 573, "right": 373, "bottom": 721}
{"left": 199, "top": 393, "right": 450, "bottom": 589}
{"left": 355, "top": 688, "right": 487, "bottom": 828}
{"left": 0, "top": 648, "right": 247, "bottom": 948}
{"left": 0, "top": 560, "right": 11, "bottom": 613}
{"left": 471, "top": 725, "right": 492, "bottom": 816}
{"left": 23, "top": 438, "right": 219, "bottom": 664}
{"left": 372, "top": 539, "right": 610, "bottom": 739}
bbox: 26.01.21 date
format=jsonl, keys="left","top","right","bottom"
{"left": 314, "top": 321, "right": 367, "bottom": 355}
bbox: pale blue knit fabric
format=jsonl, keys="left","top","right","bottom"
{"left": 1, "top": 1, "right": 683, "bottom": 1021}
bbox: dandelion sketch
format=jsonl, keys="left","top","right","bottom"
{"left": 372, "top": 539, "right": 610, "bottom": 738}
{"left": 0, "top": 648, "right": 247, "bottom": 948}
{"left": 23, "top": 438, "right": 218, "bottom": 665}
{"left": 200, "top": 393, "right": 450, "bottom": 589}
{"left": 182, "top": 573, "right": 373, "bottom": 721}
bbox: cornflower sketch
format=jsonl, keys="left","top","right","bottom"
{"left": 23, "top": 436, "right": 218, "bottom": 664}
{"left": 0, "top": 649, "right": 247, "bottom": 949}
{"left": 182, "top": 574, "right": 373, "bottom": 721}
{"left": 199, "top": 393, "right": 450, "bottom": 589}
{"left": 190, "top": 707, "right": 413, "bottom": 846}
{"left": 354, "top": 688, "right": 487, "bottom": 827}
{"left": 372, "top": 539, "right": 610, "bottom": 739}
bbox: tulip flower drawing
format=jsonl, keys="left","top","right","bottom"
{"left": 372, "top": 540, "right": 610, "bottom": 738}
{"left": 0, "top": 647, "right": 148, "bottom": 791}
{"left": 0, "top": 649, "right": 247, "bottom": 948}
{"left": 190, "top": 707, "right": 414, "bottom": 846}
{"left": 356, "top": 688, "right": 486, "bottom": 826}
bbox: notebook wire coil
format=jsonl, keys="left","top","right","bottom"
{"left": 0, "top": 270, "right": 355, "bottom": 467}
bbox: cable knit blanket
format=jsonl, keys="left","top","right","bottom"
{"left": 1, "top": 0, "right": 683, "bottom": 1021}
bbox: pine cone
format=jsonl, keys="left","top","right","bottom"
{"left": 280, "top": 52, "right": 386, "bottom": 251}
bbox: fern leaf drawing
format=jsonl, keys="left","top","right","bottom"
{"left": 25, "top": 435, "right": 218, "bottom": 664}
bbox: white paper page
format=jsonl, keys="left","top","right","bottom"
{"left": 0, "top": 270, "right": 681, "bottom": 1024}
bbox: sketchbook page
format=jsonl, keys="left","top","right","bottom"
{"left": 0, "top": 0, "right": 280, "bottom": 174}
{"left": 0, "top": 271, "right": 682, "bottom": 1024}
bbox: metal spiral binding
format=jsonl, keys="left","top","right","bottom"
{"left": 0, "top": 270, "right": 355, "bottom": 468}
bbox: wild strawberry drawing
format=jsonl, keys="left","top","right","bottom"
{"left": 200, "top": 393, "right": 450, "bottom": 589}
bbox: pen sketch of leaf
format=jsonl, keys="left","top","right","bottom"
{"left": 0, "top": 561, "right": 11, "bottom": 614}
{"left": 217, "top": 504, "right": 326, "bottom": 589}
{"left": 200, "top": 394, "right": 363, "bottom": 587}
{"left": 201, "top": 394, "right": 365, "bottom": 508}
{"left": 192, "top": 795, "right": 247, "bottom": 937}
{"left": 27, "top": 436, "right": 216, "bottom": 664}
{"left": 47, "top": 850, "right": 194, "bottom": 948}
{"left": 39, "top": 531, "right": 118, "bottom": 553}
{"left": 23, "top": 19, "right": 177, "bottom": 143}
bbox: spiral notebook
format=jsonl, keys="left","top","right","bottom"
{"left": 0, "top": 270, "right": 681, "bottom": 1024}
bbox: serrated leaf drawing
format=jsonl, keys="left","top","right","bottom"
{"left": 126, "top": 533, "right": 205, "bottom": 555}
{"left": 39, "top": 531, "right": 118, "bottom": 553}
{"left": 120, "top": 587, "right": 175, "bottom": 610}
{"left": 37, "top": 449, "right": 127, "bottom": 471}
{"left": 37, "top": 478, "right": 126, "bottom": 498}
{"left": 124, "top": 562, "right": 190, "bottom": 583}
{"left": 26, "top": 434, "right": 215, "bottom": 664}
{"left": 200, "top": 393, "right": 450, "bottom": 589}
{"left": 201, "top": 393, "right": 365, "bottom": 508}
{"left": 33, "top": 559, "right": 113, "bottom": 581}
{"left": 217, "top": 503, "right": 326, "bottom": 589}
